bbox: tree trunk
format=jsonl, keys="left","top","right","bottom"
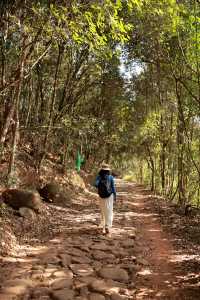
{"left": 38, "top": 45, "right": 62, "bottom": 171}
{"left": 146, "top": 144, "right": 155, "bottom": 191}
{"left": 0, "top": 101, "right": 15, "bottom": 149}
{"left": 7, "top": 52, "right": 25, "bottom": 184}
{"left": 160, "top": 114, "right": 166, "bottom": 193}
{"left": 175, "top": 78, "right": 185, "bottom": 205}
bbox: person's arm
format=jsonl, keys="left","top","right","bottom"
{"left": 110, "top": 175, "right": 116, "bottom": 201}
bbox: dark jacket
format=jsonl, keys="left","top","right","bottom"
{"left": 95, "top": 169, "right": 116, "bottom": 200}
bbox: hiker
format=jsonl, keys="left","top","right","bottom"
{"left": 95, "top": 164, "right": 116, "bottom": 235}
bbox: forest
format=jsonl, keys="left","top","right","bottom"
{"left": 0, "top": 0, "right": 200, "bottom": 207}
{"left": 0, "top": 1, "right": 200, "bottom": 300}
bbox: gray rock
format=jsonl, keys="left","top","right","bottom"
{"left": 19, "top": 207, "right": 36, "bottom": 218}
{"left": 51, "top": 279, "right": 73, "bottom": 290}
{"left": 70, "top": 264, "right": 94, "bottom": 276}
{"left": 51, "top": 289, "right": 75, "bottom": 300}
{"left": 92, "top": 250, "right": 115, "bottom": 261}
{"left": 71, "top": 255, "right": 91, "bottom": 264}
{"left": 53, "top": 269, "right": 73, "bottom": 280}
{"left": 90, "top": 279, "right": 120, "bottom": 294}
{"left": 59, "top": 254, "right": 71, "bottom": 267}
{"left": 99, "top": 267, "right": 129, "bottom": 283}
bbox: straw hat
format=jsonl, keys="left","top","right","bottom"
{"left": 101, "top": 163, "right": 111, "bottom": 171}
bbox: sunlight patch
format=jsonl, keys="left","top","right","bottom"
{"left": 148, "top": 229, "right": 161, "bottom": 232}
{"left": 169, "top": 254, "right": 200, "bottom": 263}
{"left": 137, "top": 268, "right": 153, "bottom": 276}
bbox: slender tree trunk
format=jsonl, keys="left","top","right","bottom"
{"left": 160, "top": 114, "right": 166, "bottom": 193}
{"left": 7, "top": 51, "right": 25, "bottom": 184}
{"left": 175, "top": 78, "right": 185, "bottom": 205}
{"left": 25, "top": 78, "right": 33, "bottom": 127}
{"left": 0, "top": 101, "right": 15, "bottom": 147}
{"left": 139, "top": 159, "right": 143, "bottom": 183}
{"left": 146, "top": 144, "right": 155, "bottom": 191}
{"left": 38, "top": 45, "right": 62, "bottom": 171}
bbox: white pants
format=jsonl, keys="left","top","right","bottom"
{"left": 99, "top": 194, "right": 114, "bottom": 229}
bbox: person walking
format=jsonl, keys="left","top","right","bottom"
{"left": 95, "top": 164, "right": 116, "bottom": 236}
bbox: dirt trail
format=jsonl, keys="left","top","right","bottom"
{"left": 0, "top": 180, "right": 199, "bottom": 300}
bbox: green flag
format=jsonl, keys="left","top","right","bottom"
{"left": 76, "top": 150, "right": 84, "bottom": 172}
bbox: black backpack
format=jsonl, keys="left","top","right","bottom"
{"left": 98, "top": 175, "right": 112, "bottom": 198}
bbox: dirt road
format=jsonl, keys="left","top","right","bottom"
{"left": 0, "top": 180, "right": 199, "bottom": 299}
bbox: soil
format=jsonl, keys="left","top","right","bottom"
{"left": 0, "top": 180, "right": 199, "bottom": 300}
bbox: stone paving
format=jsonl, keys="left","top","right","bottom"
{"left": 0, "top": 181, "right": 139, "bottom": 300}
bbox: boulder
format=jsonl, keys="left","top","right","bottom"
{"left": 19, "top": 207, "right": 36, "bottom": 218}
{"left": 38, "top": 183, "right": 71, "bottom": 204}
{"left": 37, "top": 183, "right": 60, "bottom": 202}
{"left": 2, "top": 189, "right": 42, "bottom": 212}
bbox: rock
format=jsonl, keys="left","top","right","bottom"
{"left": 90, "top": 279, "right": 120, "bottom": 294}
{"left": 70, "top": 264, "right": 94, "bottom": 276}
{"left": 92, "top": 261, "right": 102, "bottom": 271}
{"left": 92, "top": 250, "right": 115, "bottom": 261}
{"left": 51, "top": 279, "right": 73, "bottom": 290}
{"left": 31, "top": 287, "right": 50, "bottom": 298}
{"left": 53, "top": 269, "right": 73, "bottom": 280}
{"left": 74, "top": 280, "right": 88, "bottom": 290}
{"left": 78, "top": 276, "right": 95, "bottom": 285}
{"left": 76, "top": 245, "right": 90, "bottom": 253}
{"left": 31, "top": 269, "right": 44, "bottom": 280}
{"left": 67, "top": 248, "right": 86, "bottom": 257}
{"left": 38, "top": 183, "right": 61, "bottom": 202}
{"left": 90, "top": 243, "right": 110, "bottom": 251}
{"left": 111, "top": 294, "right": 128, "bottom": 300}
{"left": 59, "top": 254, "right": 71, "bottom": 267}
{"left": 99, "top": 267, "right": 129, "bottom": 283}
{"left": 51, "top": 289, "right": 75, "bottom": 300}
{"left": 121, "top": 239, "right": 135, "bottom": 248}
{"left": 80, "top": 286, "right": 89, "bottom": 297}
{"left": 31, "top": 265, "right": 44, "bottom": 271}
{"left": 0, "top": 279, "right": 33, "bottom": 295}
{"left": 38, "top": 183, "right": 71, "bottom": 204}
{"left": 137, "top": 258, "right": 149, "bottom": 266}
{"left": 90, "top": 293, "right": 105, "bottom": 300}
{"left": 90, "top": 279, "right": 108, "bottom": 293}
{"left": 118, "top": 263, "right": 137, "bottom": 273}
{"left": 110, "top": 248, "right": 126, "bottom": 258}
{"left": 71, "top": 255, "right": 91, "bottom": 264}
{"left": 45, "top": 266, "right": 58, "bottom": 274}
{"left": 2, "top": 189, "right": 42, "bottom": 212}
{"left": 19, "top": 207, "right": 36, "bottom": 218}
{"left": 40, "top": 254, "right": 61, "bottom": 265}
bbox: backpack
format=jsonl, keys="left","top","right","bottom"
{"left": 98, "top": 175, "right": 112, "bottom": 198}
